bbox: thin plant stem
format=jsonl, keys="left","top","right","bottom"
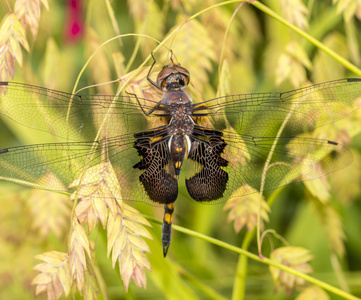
{"left": 232, "top": 187, "right": 284, "bottom": 299}
{"left": 252, "top": 1, "right": 361, "bottom": 76}
{"left": 232, "top": 229, "right": 254, "bottom": 300}
{"left": 146, "top": 216, "right": 360, "bottom": 300}
{"left": 218, "top": 3, "right": 244, "bottom": 79}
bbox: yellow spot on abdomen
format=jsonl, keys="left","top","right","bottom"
{"left": 164, "top": 213, "right": 173, "bottom": 224}
{"left": 167, "top": 203, "right": 175, "bottom": 210}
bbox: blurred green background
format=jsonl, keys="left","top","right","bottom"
{"left": 0, "top": 0, "right": 361, "bottom": 299}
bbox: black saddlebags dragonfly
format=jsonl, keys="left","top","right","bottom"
{"left": 0, "top": 57, "right": 360, "bottom": 256}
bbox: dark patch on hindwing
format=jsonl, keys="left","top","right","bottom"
{"left": 186, "top": 135, "right": 229, "bottom": 202}
{"left": 134, "top": 138, "right": 178, "bottom": 204}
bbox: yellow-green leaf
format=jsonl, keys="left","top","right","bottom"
{"left": 163, "top": 16, "right": 216, "bottom": 91}
{"left": 296, "top": 285, "right": 330, "bottom": 300}
{"left": 270, "top": 247, "right": 313, "bottom": 295}
{"left": 311, "top": 200, "right": 346, "bottom": 257}
{"left": 276, "top": 41, "right": 311, "bottom": 87}
{"left": 15, "top": 0, "right": 41, "bottom": 38}
{"left": 280, "top": 0, "right": 309, "bottom": 29}
{"left": 32, "top": 251, "right": 71, "bottom": 299}
{"left": 0, "top": 13, "right": 29, "bottom": 61}
{"left": 224, "top": 184, "right": 270, "bottom": 232}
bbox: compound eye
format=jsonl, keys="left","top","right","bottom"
{"left": 155, "top": 64, "right": 191, "bottom": 90}
{"left": 157, "top": 66, "right": 175, "bottom": 88}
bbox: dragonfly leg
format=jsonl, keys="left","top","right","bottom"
{"left": 147, "top": 52, "right": 160, "bottom": 89}
{"left": 169, "top": 49, "right": 174, "bottom": 64}
{"left": 125, "top": 90, "right": 159, "bottom": 116}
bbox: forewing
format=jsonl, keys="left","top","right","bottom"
{"left": 0, "top": 82, "right": 163, "bottom": 141}
{"left": 202, "top": 78, "right": 361, "bottom": 137}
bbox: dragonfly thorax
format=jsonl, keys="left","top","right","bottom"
{"left": 167, "top": 101, "right": 194, "bottom": 136}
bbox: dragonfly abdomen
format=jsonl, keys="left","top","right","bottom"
{"left": 169, "top": 134, "right": 190, "bottom": 179}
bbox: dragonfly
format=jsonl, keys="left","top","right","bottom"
{"left": 0, "top": 56, "right": 360, "bottom": 256}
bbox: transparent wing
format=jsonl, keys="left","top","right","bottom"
{"left": 0, "top": 82, "right": 163, "bottom": 141}
{"left": 184, "top": 130, "right": 352, "bottom": 203}
{"left": 224, "top": 133, "right": 351, "bottom": 199}
{"left": 0, "top": 132, "right": 176, "bottom": 205}
{"left": 1, "top": 79, "right": 360, "bottom": 203}
{"left": 0, "top": 82, "right": 176, "bottom": 205}
{"left": 186, "top": 78, "right": 361, "bottom": 202}
{"left": 201, "top": 78, "right": 361, "bottom": 137}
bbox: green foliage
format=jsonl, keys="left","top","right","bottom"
{"left": 0, "top": 0, "right": 361, "bottom": 299}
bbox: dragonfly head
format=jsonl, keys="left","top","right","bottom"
{"left": 157, "top": 64, "right": 190, "bottom": 91}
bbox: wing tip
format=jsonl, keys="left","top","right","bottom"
{"left": 347, "top": 78, "right": 361, "bottom": 82}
